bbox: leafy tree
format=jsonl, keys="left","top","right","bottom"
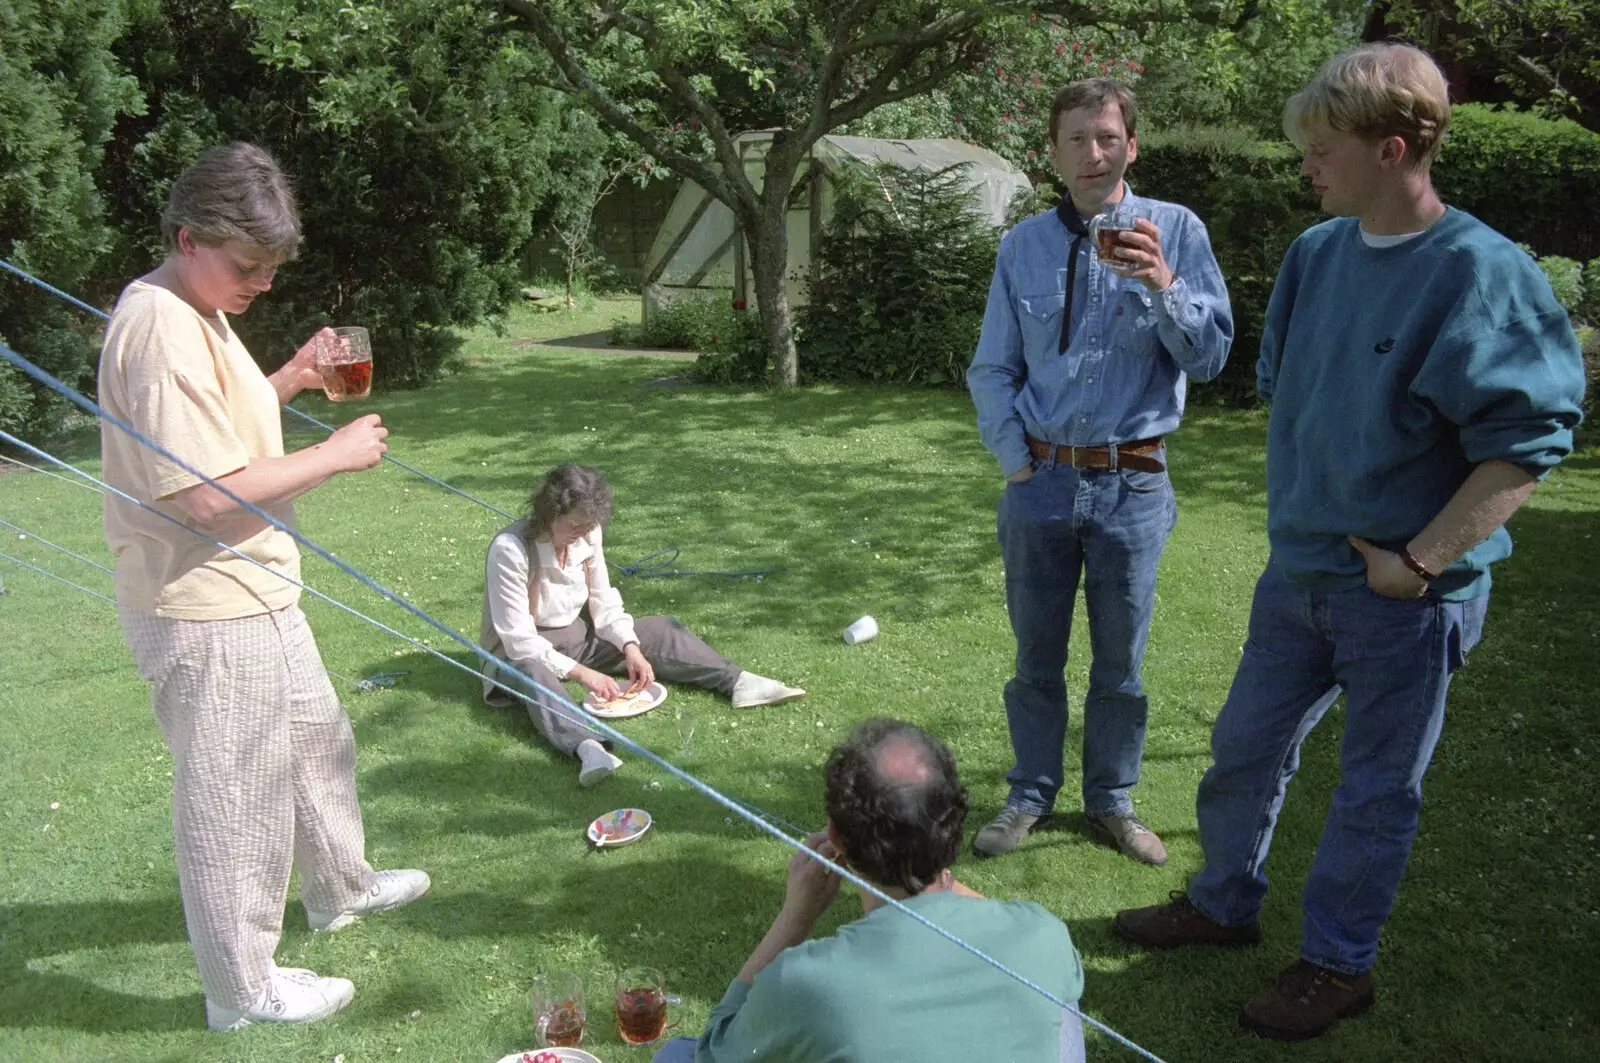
{"left": 1373, "top": 0, "right": 1600, "bottom": 134}
{"left": 544, "top": 109, "right": 651, "bottom": 306}
{"left": 96, "top": 0, "right": 563, "bottom": 386}
{"left": 245, "top": 0, "right": 1255, "bottom": 387}
{"left": 0, "top": 0, "right": 139, "bottom": 438}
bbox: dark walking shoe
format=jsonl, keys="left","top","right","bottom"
{"left": 1240, "top": 960, "right": 1374, "bottom": 1040}
{"left": 1114, "top": 891, "right": 1262, "bottom": 949}
{"left": 1084, "top": 812, "right": 1168, "bottom": 865}
{"left": 971, "top": 806, "right": 1046, "bottom": 858}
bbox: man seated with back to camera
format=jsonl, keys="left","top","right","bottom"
{"left": 651, "top": 718, "right": 1087, "bottom": 1063}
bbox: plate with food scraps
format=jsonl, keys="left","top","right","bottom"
{"left": 587, "top": 807, "right": 653, "bottom": 848}
{"left": 584, "top": 681, "right": 667, "bottom": 719}
{"left": 495, "top": 1050, "right": 603, "bottom": 1063}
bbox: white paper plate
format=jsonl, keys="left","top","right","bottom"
{"left": 584, "top": 681, "right": 667, "bottom": 719}
{"left": 495, "top": 1049, "right": 602, "bottom": 1063}
{"left": 587, "top": 807, "right": 653, "bottom": 848}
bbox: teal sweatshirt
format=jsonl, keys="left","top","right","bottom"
{"left": 1257, "top": 207, "right": 1586, "bottom": 600}
{"left": 696, "top": 891, "right": 1082, "bottom": 1063}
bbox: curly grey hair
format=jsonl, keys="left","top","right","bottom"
{"left": 526, "top": 463, "right": 614, "bottom": 543}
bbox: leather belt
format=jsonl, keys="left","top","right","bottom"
{"left": 1025, "top": 434, "right": 1166, "bottom": 474}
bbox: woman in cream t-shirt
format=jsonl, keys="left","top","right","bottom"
{"left": 100, "top": 142, "right": 427, "bottom": 1032}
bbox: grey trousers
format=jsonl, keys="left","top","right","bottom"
{"left": 119, "top": 604, "right": 376, "bottom": 1009}
{"left": 490, "top": 614, "right": 741, "bottom": 755}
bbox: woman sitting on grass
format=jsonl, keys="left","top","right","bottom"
{"left": 479, "top": 463, "right": 805, "bottom": 786}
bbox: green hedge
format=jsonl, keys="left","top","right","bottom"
{"left": 1133, "top": 112, "right": 1600, "bottom": 405}
{"left": 1435, "top": 105, "right": 1600, "bottom": 264}
{"left": 1132, "top": 125, "right": 1321, "bottom": 406}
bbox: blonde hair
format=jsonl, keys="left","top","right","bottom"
{"left": 161, "top": 142, "right": 301, "bottom": 255}
{"left": 1284, "top": 44, "right": 1451, "bottom": 168}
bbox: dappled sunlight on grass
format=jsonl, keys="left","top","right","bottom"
{"left": 2, "top": 301, "right": 1596, "bottom": 1061}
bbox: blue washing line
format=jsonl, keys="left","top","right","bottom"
{"left": 0, "top": 424, "right": 807, "bottom": 839}
{"left": 0, "top": 516, "right": 115, "bottom": 574}
{"left": 0, "top": 551, "right": 114, "bottom": 604}
{"left": 3, "top": 337, "right": 1167, "bottom": 1063}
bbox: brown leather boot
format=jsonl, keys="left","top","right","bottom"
{"left": 1113, "top": 891, "right": 1262, "bottom": 948}
{"left": 1240, "top": 959, "right": 1375, "bottom": 1040}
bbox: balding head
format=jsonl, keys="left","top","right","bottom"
{"left": 823, "top": 719, "right": 969, "bottom": 894}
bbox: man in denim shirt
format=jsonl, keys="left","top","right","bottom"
{"left": 967, "top": 78, "right": 1233, "bottom": 864}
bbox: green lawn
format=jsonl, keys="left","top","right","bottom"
{"left": 2, "top": 296, "right": 1596, "bottom": 1062}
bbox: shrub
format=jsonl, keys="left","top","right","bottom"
{"left": 1535, "top": 256, "right": 1585, "bottom": 320}
{"left": 1434, "top": 105, "right": 1600, "bottom": 264}
{"left": 686, "top": 305, "right": 768, "bottom": 385}
{"left": 0, "top": 0, "right": 135, "bottom": 440}
{"left": 1582, "top": 260, "right": 1600, "bottom": 326}
{"left": 610, "top": 293, "right": 768, "bottom": 384}
{"left": 797, "top": 162, "right": 1000, "bottom": 386}
{"left": 1132, "top": 125, "right": 1321, "bottom": 406}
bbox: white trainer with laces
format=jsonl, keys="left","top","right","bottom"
{"left": 305, "top": 868, "right": 431, "bottom": 932}
{"left": 577, "top": 738, "right": 623, "bottom": 787}
{"left": 206, "top": 965, "right": 355, "bottom": 1031}
{"left": 731, "top": 672, "right": 807, "bottom": 709}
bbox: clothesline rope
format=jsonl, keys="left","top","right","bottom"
{"left": 1, "top": 259, "right": 1170, "bottom": 1062}
{"left": 0, "top": 424, "right": 810, "bottom": 839}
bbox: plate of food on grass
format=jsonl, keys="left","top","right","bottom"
{"left": 583, "top": 681, "right": 667, "bottom": 719}
{"left": 495, "top": 1049, "right": 603, "bottom": 1063}
{"left": 587, "top": 807, "right": 653, "bottom": 849}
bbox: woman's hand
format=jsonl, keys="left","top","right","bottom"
{"left": 571, "top": 664, "right": 622, "bottom": 702}
{"left": 322, "top": 413, "right": 388, "bottom": 473}
{"left": 622, "top": 642, "right": 655, "bottom": 692}
{"left": 267, "top": 327, "right": 334, "bottom": 402}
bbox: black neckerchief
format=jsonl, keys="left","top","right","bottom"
{"left": 1055, "top": 192, "right": 1091, "bottom": 355}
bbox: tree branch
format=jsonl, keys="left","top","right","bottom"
{"left": 834, "top": 7, "right": 993, "bottom": 59}
{"left": 499, "top": 0, "right": 755, "bottom": 213}
{"left": 594, "top": 3, "right": 754, "bottom": 211}
{"left": 824, "top": 46, "right": 975, "bottom": 131}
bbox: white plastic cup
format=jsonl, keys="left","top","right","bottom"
{"left": 843, "top": 615, "right": 879, "bottom": 645}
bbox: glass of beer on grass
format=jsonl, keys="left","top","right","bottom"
{"left": 531, "top": 968, "right": 587, "bottom": 1048}
{"left": 615, "top": 966, "right": 679, "bottom": 1045}
{"left": 314, "top": 326, "right": 372, "bottom": 401}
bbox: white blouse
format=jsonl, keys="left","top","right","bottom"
{"left": 479, "top": 519, "right": 638, "bottom": 681}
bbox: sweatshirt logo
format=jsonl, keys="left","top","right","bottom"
{"left": 1374, "top": 337, "right": 1396, "bottom": 354}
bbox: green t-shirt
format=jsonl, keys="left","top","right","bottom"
{"left": 697, "top": 891, "right": 1084, "bottom": 1063}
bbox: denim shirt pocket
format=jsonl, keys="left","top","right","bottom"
{"left": 1018, "top": 291, "right": 1065, "bottom": 352}
{"left": 1115, "top": 279, "right": 1159, "bottom": 352}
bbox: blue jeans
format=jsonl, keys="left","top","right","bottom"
{"left": 1187, "top": 560, "right": 1487, "bottom": 974}
{"left": 997, "top": 456, "right": 1176, "bottom": 817}
{"left": 651, "top": 1037, "right": 696, "bottom": 1063}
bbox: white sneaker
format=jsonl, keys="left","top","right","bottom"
{"left": 577, "top": 738, "right": 623, "bottom": 787}
{"left": 731, "top": 672, "right": 807, "bottom": 709}
{"left": 206, "top": 965, "right": 354, "bottom": 1031}
{"left": 305, "top": 868, "right": 431, "bottom": 932}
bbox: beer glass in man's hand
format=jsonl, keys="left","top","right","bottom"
{"left": 1091, "top": 206, "right": 1140, "bottom": 275}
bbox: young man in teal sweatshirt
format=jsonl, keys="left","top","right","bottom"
{"left": 1114, "top": 43, "right": 1586, "bottom": 1041}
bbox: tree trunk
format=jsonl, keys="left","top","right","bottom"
{"left": 747, "top": 149, "right": 801, "bottom": 387}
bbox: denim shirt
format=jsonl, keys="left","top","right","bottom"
{"left": 967, "top": 187, "right": 1234, "bottom": 476}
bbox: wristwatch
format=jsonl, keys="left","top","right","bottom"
{"left": 1398, "top": 548, "right": 1438, "bottom": 583}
